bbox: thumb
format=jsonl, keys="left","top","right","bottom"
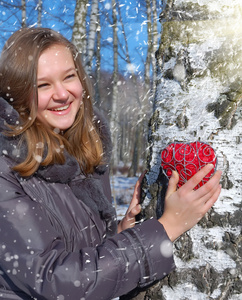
{"left": 165, "top": 170, "right": 179, "bottom": 199}
{"left": 127, "top": 204, "right": 141, "bottom": 219}
{"left": 130, "top": 204, "right": 141, "bottom": 216}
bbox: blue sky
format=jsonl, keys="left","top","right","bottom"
{"left": 0, "top": 0, "right": 161, "bottom": 75}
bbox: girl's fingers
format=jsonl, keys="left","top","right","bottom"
{"left": 202, "top": 184, "right": 222, "bottom": 213}
{"left": 194, "top": 170, "right": 222, "bottom": 201}
{"left": 119, "top": 204, "right": 141, "bottom": 232}
{"left": 122, "top": 171, "right": 146, "bottom": 230}
{"left": 165, "top": 170, "right": 179, "bottom": 199}
{"left": 128, "top": 204, "right": 141, "bottom": 219}
{"left": 181, "top": 164, "right": 215, "bottom": 191}
{"left": 130, "top": 171, "right": 147, "bottom": 206}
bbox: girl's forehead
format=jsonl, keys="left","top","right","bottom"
{"left": 37, "top": 44, "right": 75, "bottom": 77}
{"left": 42, "top": 44, "right": 70, "bottom": 55}
{"left": 39, "top": 45, "right": 73, "bottom": 63}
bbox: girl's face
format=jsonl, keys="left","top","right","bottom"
{"left": 37, "top": 44, "right": 83, "bottom": 131}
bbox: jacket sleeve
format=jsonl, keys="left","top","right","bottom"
{"left": 0, "top": 159, "right": 175, "bottom": 300}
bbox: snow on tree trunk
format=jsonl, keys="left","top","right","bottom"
{"left": 135, "top": 0, "right": 242, "bottom": 299}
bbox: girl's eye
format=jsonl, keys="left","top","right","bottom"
{"left": 65, "top": 73, "right": 76, "bottom": 80}
{"left": 38, "top": 83, "right": 49, "bottom": 88}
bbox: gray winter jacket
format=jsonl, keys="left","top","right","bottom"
{"left": 0, "top": 97, "right": 175, "bottom": 300}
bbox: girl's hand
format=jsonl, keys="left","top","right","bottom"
{"left": 117, "top": 171, "right": 146, "bottom": 233}
{"left": 159, "top": 164, "right": 222, "bottom": 242}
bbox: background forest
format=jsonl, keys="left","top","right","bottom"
{"left": 0, "top": 0, "right": 161, "bottom": 177}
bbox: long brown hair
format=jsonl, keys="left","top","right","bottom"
{"left": 0, "top": 27, "right": 103, "bottom": 176}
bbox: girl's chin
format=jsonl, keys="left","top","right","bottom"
{"left": 51, "top": 122, "right": 74, "bottom": 131}
{"left": 37, "top": 113, "right": 76, "bottom": 131}
{"left": 37, "top": 119, "right": 75, "bottom": 132}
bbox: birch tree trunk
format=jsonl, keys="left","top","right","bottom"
{"left": 144, "top": 0, "right": 159, "bottom": 98}
{"left": 86, "top": 0, "right": 99, "bottom": 74}
{"left": 21, "top": 0, "right": 26, "bottom": 27}
{"left": 110, "top": 0, "right": 119, "bottom": 169}
{"left": 128, "top": 0, "right": 242, "bottom": 299}
{"left": 72, "top": 0, "right": 88, "bottom": 61}
{"left": 37, "top": 0, "right": 42, "bottom": 27}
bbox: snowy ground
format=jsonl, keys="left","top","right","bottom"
{"left": 110, "top": 175, "right": 138, "bottom": 220}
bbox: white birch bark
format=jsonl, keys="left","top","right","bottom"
{"left": 86, "top": 0, "right": 99, "bottom": 74}
{"left": 72, "top": 0, "right": 88, "bottom": 61}
{"left": 138, "top": 0, "right": 242, "bottom": 299}
{"left": 37, "top": 0, "right": 42, "bottom": 27}
{"left": 21, "top": 0, "right": 26, "bottom": 27}
{"left": 110, "top": 0, "right": 119, "bottom": 169}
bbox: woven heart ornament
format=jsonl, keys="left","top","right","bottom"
{"left": 161, "top": 142, "right": 217, "bottom": 189}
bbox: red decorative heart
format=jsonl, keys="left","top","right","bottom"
{"left": 161, "top": 142, "right": 217, "bottom": 189}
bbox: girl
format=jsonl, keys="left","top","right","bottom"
{"left": 0, "top": 27, "right": 222, "bottom": 300}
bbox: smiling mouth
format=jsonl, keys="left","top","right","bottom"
{"left": 50, "top": 104, "right": 70, "bottom": 111}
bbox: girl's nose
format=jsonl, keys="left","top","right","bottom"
{"left": 52, "top": 83, "right": 69, "bottom": 101}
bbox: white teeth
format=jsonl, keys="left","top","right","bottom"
{"left": 52, "top": 104, "right": 69, "bottom": 111}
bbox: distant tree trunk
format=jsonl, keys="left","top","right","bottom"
{"left": 36, "top": 0, "right": 42, "bottom": 27}
{"left": 129, "top": 0, "right": 242, "bottom": 299}
{"left": 120, "top": 114, "right": 128, "bottom": 164}
{"left": 110, "top": 0, "right": 119, "bottom": 170}
{"left": 144, "top": 0, "right": 159, "bottom": 100}
{"left": 94, "top": 14, "right": 101, "bottom": 108}
{"left": 72, "top": 0, "right": 88, "bottom": 61}
{"left": 128, "top": 122, "right": 141, "bottom": 177}
{"left": 86, "top": 0, "right": 99, "bottom": 74}
{"left": 21, "top": 0, "right": 26, "bottom": 27}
